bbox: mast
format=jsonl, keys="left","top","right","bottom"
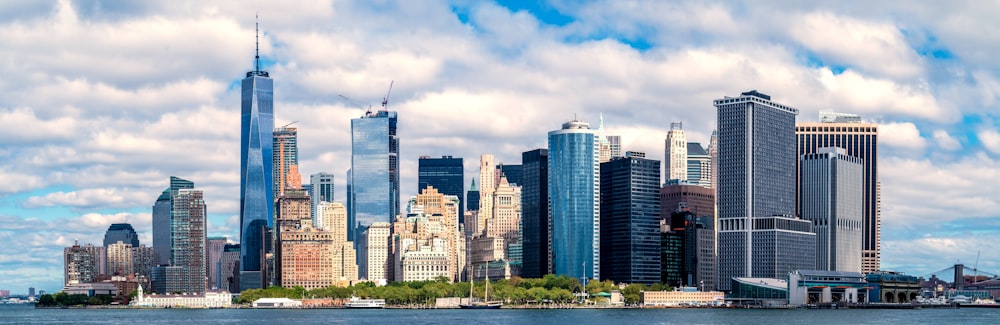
{"left": 484, "top": 263, "right": 489, "bottom": 302}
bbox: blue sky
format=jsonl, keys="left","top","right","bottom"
{"left": 2, "top": 0, "right": 1000, "bottom": 293}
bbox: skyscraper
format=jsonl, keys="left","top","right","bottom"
{"left": 206, "top": 237, "right": 229, "bottom": 290}
{"left": 548, "top": 119, "right": 600, "bottom": 281}
{"left": 364, "top": 222, "right": 392, "bottom": 284}
{"left": 64, "top": 242, "right": 104, "bottom": 285}
{"left": 170, "top": 188, "right": 207, "bottom": 293}
{"left": 153, "top": 177, "right": 194, "bottom": 266}
{"left": 466, "top": 179, "right": 479, "bottom": 213}
{"left": 801, "top": 147, "right": 864, "bottom": 273}
{"left": 715, "top": 90, "right": 815, "bottom": 290}
{"left": 607, "top": 135, "right": 622, "bottom": 160}
{"left": 417, "top": 156, "right": 465, "bottom": 221}
{"left": 239, "top": 24, "right": 275, "bottom": 290}
{"left": 106, "top": 241, "right": 134, "bottom": 276}
{"left": 273, "top": 127, "right": 298, "bottom": 199}
{"left": 520, "top": 148, "right": 549, "bottom": 278}
{"left": 310, "top": 172, "right": 335, "bottom": 226}
{"left": 707, "top": 131, "right": 718, "bottom": 190}
{"left": 664, "top": 122, "right": 687, "bottom": 183}
{"left": 498, "top": 164, "right": 522, "bottom": 187}
{"left": 477, "top": 154, "right": 497, "bottom": 235}
{"left": 796, "top": 112, "right": 879, "bottom": 274}
{"left": 686, "top": 143, "right": 711, "bottom": 188}
{"left": 599, "top": 153, "right": 661, "bottom": 284}
{"left": 103, "top": 223, "right": 140, "bottom": 248}
{"left": 349, "top": 109, "right": 399, "bottom": 244}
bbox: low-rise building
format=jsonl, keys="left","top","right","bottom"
{"left": 642, "top": 287, "right": 725, "bottom": 306}
{"left": 62, "top": 282, "right": 118, "bottom": 296}
{"left": 252, "top": 297, "right": 302, "bottom": 308}
{"left": 132, "top": 285, "right": 231, "bottom": 308}
{"left": 728, "top": 277, "right": 788, "bottom": 307}
{"left": 788, "top": 270, "right": 867, "bottom": 305}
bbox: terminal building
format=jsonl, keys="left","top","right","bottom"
{"left": 787, "top": 270, "right": 867, "bottom": 305}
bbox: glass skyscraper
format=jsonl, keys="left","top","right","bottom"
{"left": 599, "top": 153, "right": 661, "bottom": 284}
{"left": 309, "top": 172, "right": 335, "bottom": 225}
{"left": 418, "top": 155, "right": 464, "bottom": 220}
{"left": 239, "top": 47, "right": 274, "bottom": 290}
{"left": 348, "top": 110, "right": 399, "bottom": 243}
{"left": 548, "top": 120, "right": 600, "bottom": 281}
{"left": 152, "top": 176, "right": 194, "bottom": 266}
{"left": 715, "top": 90, "right": 815, "bottom": 290}
{"left": 103, "top": 223, "right": 140, "bottom": 248}
{"left": 520, "top": 149, "right": 549, "bottom": 278}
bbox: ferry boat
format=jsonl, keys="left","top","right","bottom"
{"left": 345, "top": 296, "right": 385, "bottom": 309}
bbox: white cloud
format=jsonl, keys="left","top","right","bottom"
{"left": 979, "top": 130, "right": 1000, "bottom": 154}
{"left": 932, "top": 130, "right": 961, "bottom": 151}
{"left": 878, "top": 122, "right": 927, "bottom": 150}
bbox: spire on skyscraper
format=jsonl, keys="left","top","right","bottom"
{"left": 255, "top": 14, "right": 260, "bottom": 73}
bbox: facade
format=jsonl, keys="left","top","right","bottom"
{"left": 686, "top": 143, "right": 712, "bottom": 188}
{"left": 418, "top": 156, "right": 465, "bottom": 219}
{"left": 272, "top": 127, "right": 299, "bottom": 200}
{"left": 548, "top": 119, "right": 600, "bottom": 281}
{"left": 310, "top": 172, "right": 335, "bottom": 223}
{"left": 364, "top": 222, "right": 392, "bottom": 284}
{"left": 664, "top": 211, "right": 718, "bottom": 290}
{"left": 131, "top": 245, "right": 156, "bottom": 279}
{"left": 664, "top": 122, "right": 687, "bottom": 183}
{"left": 106, "top": 241, "right": 133, "bottom": 276}
{"left": 170, "top": 189, "right": 207, "bottom": 293}
{"left": 477, "top": 154, "right": 497, "bottom": 235}
{"left": 801, "top": 147, "right": 864, "bottom": 272}
{"left": 642, "top": 289, "right": 726, "bottom": 306}
{"left": 322, "top": 202, "right": 359, "bottom": 284}
{"left": 708, "top": 131, "right": 718, "bottom": 190}
{"left": 607, "top": 135, "right": 622, "bottom": 160}
{"left": 408, "top": 187, "right": 463, "bottom": 281}
{"left": 729, "top": 277, "right": 788, "bottom": 306}
{"left": 218, "top": 244, "right": 240, "bottom": 293}
{"left": 133, "top": 285, "right": 232, "bottom": 308}
{"left": 499, "top": 164, "right": 523, "bottom": 187}
{"left": 466, "top": 179, "right": 480, "bottom": 215}
{"left": 205, "top": 237, "right": 229, "bottom": 290}
{"left": 660, "top": 184, "right": 715, "bottom": 224}
{"left": 153, "top": 176, "right": 194, "bottom": 266}
{"left": 599, "top": 154, "right": 661, "bottom": 285}
{"left": 715, "top": 90, "right": 815, "bottom": 290}
{"left": 240, "top": 47, "right": 275, "bottom": 290}
{"left": 103, "top": 223, "right": 140, "bottom": 248}
{"left": 788, "top": 270, "right": 867, "bottom": 305}
{"left": 392, "top": 213, "right": 454, "bottom": 282}
{"left": 520, "top": 149, "right": 549, "bottom": 278}
{"left": 796, "top": 112, "right": 879, "bottom": 274}
{"left": 349, "top": 109, "right": 400, "bottom": 246}
{"left": 64, "top": 242, "right": 105, "bottom": 285}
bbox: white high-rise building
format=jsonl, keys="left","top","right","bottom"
{"left": 800, "top": 147, "right": 863, "bottom": 273}
{"left": 477, "top": 154, "right": 497, "bottom": 235}
{"left": 664, "top": 122, "right": 687, "bottom": 183}
{"left": 364, "top": 222, "right": 392, "bottom": 285}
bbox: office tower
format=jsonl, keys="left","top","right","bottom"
{"left": 275, "top": 188, "right": 310, "bottom": 287}
{"left": 407, "top": 187, "right": 462, "bottom": 281}
{"left": 170, "top": 188, "right": 207, "bottom": 293}
{"left": 349, "top": 109, "right": 399, "bottom": 245}
{"left": 708, "top": 131, "right": 718, "bottom": 190}
{"left": 395, "top": 188, "right": 463, "bottom": 282}
{"left": 273, "top": 127, "right": 298, "bottom": 200}
{"left": 418, "top": 156, "right": 465, "bottom": 221}
{"left": 797, "top": 112, "right": 879, "bottom": 274}
{"left": 466, "top": 179, "right": 479, "bottom": 213}
{"left": 310, "top": 172, "right": 335, "bottom": 223}
{"left": 103, "top": 223, "right": 140, "bottom": 248}
{"left": 106, "top": 241, "right": 134, "bottom": 276}
{"left": 278, "top": 192, "right": 356, "bottom": 289}
{"left": 498, "top": 164, "right": 522, "bottom": 187}
{"left": 801, "top": 147, "right": 864, "bottom": 272}
{"left": 521, "top": 149, "right": 549, "bottom": 278}
{"left": 321, "top": 202, "right": 358, "bottom": 284}
{"left": 470, "top": 175, "right": 521, "bottom": 280}
{"left": 64, "top": 242, "right": 104, "bottom": 285}
{"left": 240, "top": 27, "right": 275, "bottom": 290}
{"left": 206, "top": 237, "right": 229, "bottom": 289}
{"left": 607, "top": 135, "right": 622, "bottom": 159}
{"left": 548, "top": 119, "right": 600, "bottom": 281}
{"left": 660, "top": 184, "right": 715, "bottom": 224}
{"left": 477, "top": 154, "right": 497, "bottom": 235}
{"left": 664, "top": 122, "right": 687, "bottom": 183}
{"left": 715, "top": 90, "right": 816, "bottom": 290}
{"left": 364, "top": 222, "right": 392, "bottom": 284}
{"left": 153, "top": 177, "right": 194, "bottom": 266}
{"left": 600, "top": 153, "right": 661, "bottom": 284}
{"left": 686, "top": 143, "right": 711, "bottom": 188}
{"left": 661, "top": 209, "right": 717, "bottom": 289}
{"left": 131, "top": 245, "right": 156, "bottom": 279}
{"left": 219, "top": 244, "right": 241, "bottom": 293}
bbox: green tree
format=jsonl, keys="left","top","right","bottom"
{"left": 37, "top": 294, "right": 55, "bottom": 306}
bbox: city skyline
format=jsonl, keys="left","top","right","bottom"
{"left": 1, "top": 0, "right": 997, "bottom": 292}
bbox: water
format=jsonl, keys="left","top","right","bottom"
{"left": 3, "top": 304, "right": 999, "bottom": 324}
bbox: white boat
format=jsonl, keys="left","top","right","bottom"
{"left": 345, "top": 296, "right": 385, "bottom": 309}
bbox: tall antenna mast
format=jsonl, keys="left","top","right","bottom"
{"left": 255, "top": 14, "right": 260, "bottom": 72}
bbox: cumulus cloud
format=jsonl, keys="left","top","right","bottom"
{"left": 979, "top": 130, "right": 1000, "bottom": 154}
{"left": 932, "top": 130, "right": 962, "bottom": 151}
{"left": 878, "top": 122, "right": 927, "bottom": 150}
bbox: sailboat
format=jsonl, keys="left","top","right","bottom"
{"left": 459, "top": 262, "right": 502, "bottom": 309}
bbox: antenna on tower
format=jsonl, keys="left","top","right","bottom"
{"left": 255, "top": 14, "right": 261, "bottom": 72}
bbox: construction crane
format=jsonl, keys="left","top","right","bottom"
{"left": 338, "top": 94, "right": 371, "bottom": 115}
{"left": 381, "top": 80, "right": 394, "bottom": 111}
{"left": 279, "top": 121, "right": 298, "bottom": 129}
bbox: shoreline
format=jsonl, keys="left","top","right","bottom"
{"left": 35, "top": 303, "right": 1000, "bottom": 310}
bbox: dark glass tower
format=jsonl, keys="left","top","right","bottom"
{"left": 103, "top": 223, "right": 140, "bottom": 248}
{"left": 239, "top": 26, "right": 275, "bottom": 290}
{"left": 349, "top": 110, "right": 399, "bottom": 242}
{"left": 520, "top": 149, "right": 548, "bottom": 278}
{"left": 466, "top": 179, "right": 479, "bottom": 213}
{"left": 498, "top": 164, "right": 522, "bottom": 187}
{"left": 152, "top": 176, "right": 194, "bottom": 266}
{"left": 599, "top": 154, "right": 661, "bottom": 285}
{"left": 418, "top": 155, "right": 465, "bottom": 220}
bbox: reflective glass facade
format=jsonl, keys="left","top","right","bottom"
{"left": 521, "top": 149, "right": 549, "bottom": 278}
{"left": 548, "top": 120, "right": 600, "bottom": 281}
{"left": 103, "top": 223, "right": 140, "bottom": 249}
{"left": 240, "top": 67, "right": 274, "bottom": 282}
{"left": 349, "top": 110, "right": 399, "bottom": 243}
{"left": 418, "top": 156, "right": 464, "bottom": 219}
{"left": 153, "top": 176, "right": 194, "bottom": 266}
